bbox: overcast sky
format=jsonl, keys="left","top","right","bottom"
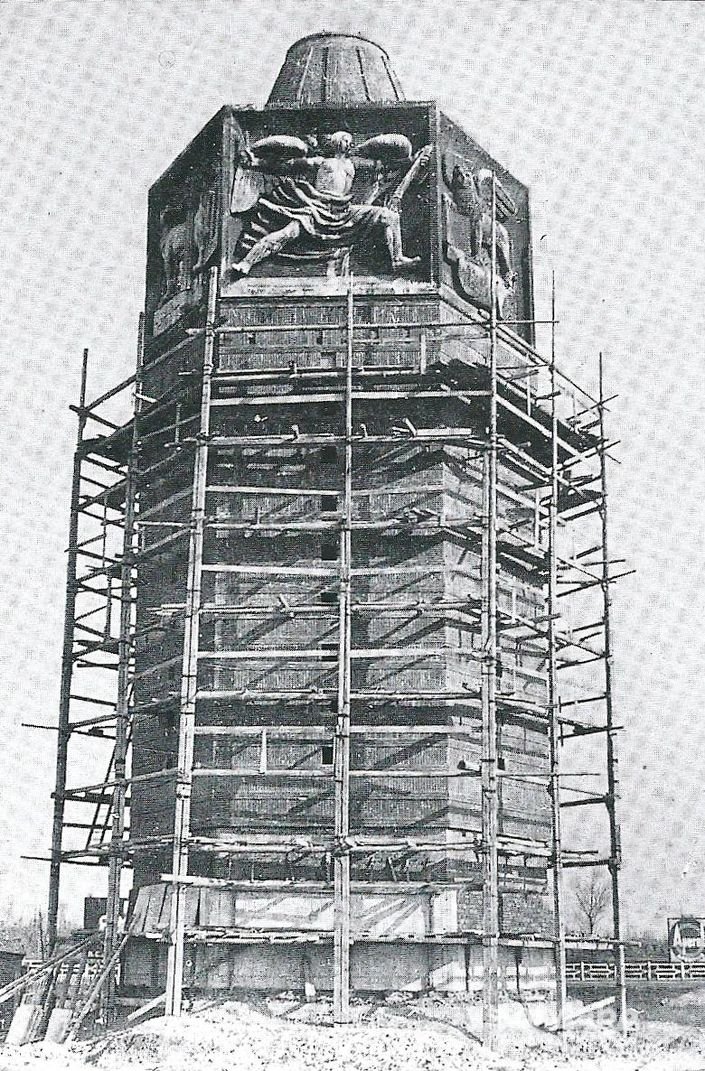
{"left": 0, "top": 0, "right": 703, "bottom": 936}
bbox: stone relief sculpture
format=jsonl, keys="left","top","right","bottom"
{"left": 158, "top": 187, "right": 219, "bottom": 304}
{"left": 442, "top": 153, "right": 517, "bottom": 316}
{"left": 229, "top": 131, "right": 432, "bottom": 276}
{"left": 159, "top": 205, "right": 191, "bottom": 300}
{"left": 192, "top": 188, "right": 219, "bottom": 274}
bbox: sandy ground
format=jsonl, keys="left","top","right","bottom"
{"left": 1, "top": 991, "right": 705, "bottom": 1071}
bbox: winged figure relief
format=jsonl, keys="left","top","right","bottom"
{"left": 229, "top": 132, "right": 432, "bottom": 275}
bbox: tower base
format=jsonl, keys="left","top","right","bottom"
{"left": 123, "top": 884, "right": 555, "bottom": 998}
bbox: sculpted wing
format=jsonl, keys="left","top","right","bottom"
{"left": 250, "top": 135, "right": 310, "bottom": 160}
{"left": 476, "top": 168, "right": 517, "bottom": 219}
{"left": 230, "top": 167, "right": 266, "bottom": 214}
{"left": 355, "top": 134, "right": 412, "bottom": 162}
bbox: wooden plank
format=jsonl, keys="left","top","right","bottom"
{"left": 5, "top": 1003, "right": 44, "bottom": 1045}
{"left": 201, "top": 564, "right": 337, "bottom": 577}
{"left": 131, "top": 886, "right": 151, "bottom": 932}
{"left": 560, "top": 996, "right": 615, "bottom": 1026}
{"left": 44, "top": 1007, "right": 73, "bottom": 1043}
{"left": 200, "top": 888, "right": 236, "bottom": 928}
{"left": 126, "top": 992, "right": 166, "bottom": 1022}
{"left": 209, "top": 390, "right": 489, "bottom": 408}
{"left": 144, "top": 884, "right": 168, "bottom": 932}
{"left": 197, "top": 647, "right": 481, "bottom": 661}
{"left": 196, "top": 689, "right": 480, "bottom": 703}
{"left": 161, "top": 873, "right": 450, "bottom": 892}
{"left": 67, "top": 927, "right": 135, "bottom": 1042}
{"left": 157, "top": 886, "right": 174, "bottom": 931}
{"left": 184, "top": 888, "right": 200, "bottom": 928}
{"left": 193, "top": 725, "right": 479, "bottom": 737}
{"left": 190, "top": 768, "right": 478, "bottom": 779}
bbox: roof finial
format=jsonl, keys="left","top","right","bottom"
{"left": 266, "top": 32, "right": 405, "bottom": 108}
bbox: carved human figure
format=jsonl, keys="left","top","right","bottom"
{"left": 231, "top": 131, "right": 428, "bottom": 275}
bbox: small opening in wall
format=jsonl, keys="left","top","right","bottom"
{"left": 321, "top": 743, "right": 334, "bottom": 766}
{"left": 319, "top": 641, "right": 337, "bottom": 662}
{"left": 321, "top": 494, "right": 338, "bottom": 513}
{"left": 321, "top": 541, "right": 338, "bottom": 561}
{"left": 320, "top": 445, "right": 338, "bottom": 465}
{"left": 319, "top": 590, "right": 339, "bottom": 606}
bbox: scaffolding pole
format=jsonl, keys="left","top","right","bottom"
{"left": 165, "top": 266, "right": 219, "bottom": 1017}
{"left": 48, "top": 349, "right": 89, "bottom": 953}
{"left": 548, "top": 276, "right": 567, "bottom": 1033}
{"left": 481, "top": 175, "right": 500, "bottom": 1050}
{"left": 102, "top": 315, "right": 144, "bottom": 1021}
{"left": 598, "top": 352, "right": 627, "bottom": 1030}
{"left": 334, "top": 279, "right": 354, "bottom": 1025}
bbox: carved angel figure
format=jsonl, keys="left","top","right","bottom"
{"left": 230, "top": 132, "right": 431, "bottom": 275}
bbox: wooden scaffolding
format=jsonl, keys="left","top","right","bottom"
{"left": 41, "top": 227, "right": 629, "bottom": 1046}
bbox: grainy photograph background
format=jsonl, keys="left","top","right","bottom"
{"left": 0, "top": 0, "right": 703, "bottom": 941}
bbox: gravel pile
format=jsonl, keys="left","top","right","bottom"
{"left": 1, "top": 993, "right": 705, "bottom": 1071}
{"left": 85, "top": 998, "right": 480, "bottom": 1071}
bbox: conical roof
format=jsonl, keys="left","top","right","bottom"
{"left": 266, "top": 32, "right": 405, "bottom": 108}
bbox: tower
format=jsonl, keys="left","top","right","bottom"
{"left": 49, "top": 32, "right": 626, "bottom": 1045}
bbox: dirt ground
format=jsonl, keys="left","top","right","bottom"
{"left": 2, "top": 990, "right": 705, "bottom": 1071}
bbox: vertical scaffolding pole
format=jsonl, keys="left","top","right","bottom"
{"left": 48, "top": 349, "right": 89, "bottom": 954}
{"left": 481, "top": 176, "right": 499, "bottom": 1049}
{"left": 548, "top": 276, "right": 567, "bottom": 1032}
{"left": 598, "top": 352, "right": 627, "bottom": 1030}
{"left": 334, "top": 278, "right": 353, "bottom": 1025}
{"left": 103, "top": 315, "right": 145, "bottom": 1021}
{"left": 165, "top": 266, "right": 219, "bottom": 1016}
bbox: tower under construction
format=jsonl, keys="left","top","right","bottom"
{"left": 45, "top": 32, "right": 627, "bottom": 1046}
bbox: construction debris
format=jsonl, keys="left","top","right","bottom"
{"left": 1, "top": 994, "right": 705, "bottom": 1071}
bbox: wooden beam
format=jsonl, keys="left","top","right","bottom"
{"left": 49, "top": 348, "right": 90, "bottom": 953}
{"left": 193, "top": 725, "right": 480, "bottom": 737}
{"left": 481, "top": 177, "right": 499, "bottom": 1051}
{"left": 598, "top": 352, "right": 627, "bottom": 1032}
{"left": 165, "top": 267, "right": 218, "bottom": 1019}
{"left": 334, "top": 279, "right": 354, "bottom": 1026}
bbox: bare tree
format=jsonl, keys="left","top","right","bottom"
{"left": 574, "top": 873, "right": 611, "bottom": 935}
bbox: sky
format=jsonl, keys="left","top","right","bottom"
{"left": 0, "top": 0, "right": 704, "bottom": 938}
